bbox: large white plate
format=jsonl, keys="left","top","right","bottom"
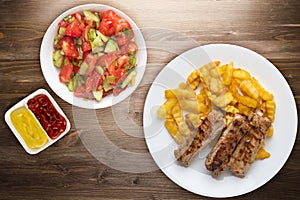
{"left": 40, "top": 4, "right": 147, "bottom": 109}
{"left": 143, "top": 44, "right": 298, "bottom": 197}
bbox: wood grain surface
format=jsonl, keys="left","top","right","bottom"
{"left": 0, "top": 0, "right": 299, "bottom": 199}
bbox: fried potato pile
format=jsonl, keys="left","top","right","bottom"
{"left": 157, "top": 61, "right": 276, "bottom": 159}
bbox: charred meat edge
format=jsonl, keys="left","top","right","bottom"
{"left": 174, "top": 110, "right": 226, "bottom": 167}
{"left": 205, "top": 114, "right": 251, "bottom": 175}
{"left": 228, "top": 110, "right": 271, "bottom": 177}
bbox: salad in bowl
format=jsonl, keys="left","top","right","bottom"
{"left": 40, "top": 4, "right": 147, "bottom": 109}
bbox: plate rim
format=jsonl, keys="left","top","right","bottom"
{"left": 143, "top": 43, "right": 298, "bottom": 197}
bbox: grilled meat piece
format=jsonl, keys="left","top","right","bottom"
{"left": 228, "top": 110, "right": 271, "bottom": 177}
{"left": 205, "top": 114, "right": 251, "bottom": 175}
{"left": 174, "top": 110, "right": 226, "bottom": 167}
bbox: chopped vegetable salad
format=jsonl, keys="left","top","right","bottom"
{"left": 53, "top": 9, "right": 138, "bottom": 102}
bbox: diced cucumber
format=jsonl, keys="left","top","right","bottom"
{"left": 64, "top": 15, "right": 73, "bottom": 22}
{"left": 75, "top": 38, "right": 82, "bottom": 45}
{"left": 91, "top": 36, "right": 104, "bottom": 53}
{"left": 106, "top": 76, "right": 117, "bottom": 84}
{"left": 92, "top": 90, "right": 103, "bottom": 101}
{"left": 79, "top": 62, "right": 88, "bottom": 75}
{"left": 53, "top": 50, "right": 63, "bottom": 68}
{"left": 83, "top": 10, "right": 100, "bottom": 23}
{"left": 103, "top": 80, "right": 112, "bottom": 92}
{"left": 96, "top": 21, "right": 100, "bottom": 29}
{"left": 129, "top": 54, "right": 137, "bottom": 66}
{"left": 54, "top": 34, "right": 63, "bottom": 48}
{"left": 121, "top": 70, "right": 137, "bottom": 88}
{"left": 88, "top": 28, "right": 97, "bottom": 41}
{"left": 96, "top": 30, "right": 109, "bottom": 42}
{"left": 76, "top": 75, "right": 85, "bottom": 86}
{"left": 66, "top": 76, "right": 77, "bottom": 92}
{"left": 89, "top": 29, "right": 105, "bottom": 53}
{"left": 97, "top": 52, "right": 105, "bottom": 58}
{"left": 104, "top": 39, "right": 119, "bottom": 53}
{"left": 92, "top": 45, "right": 104, "bottom": 53}
{"left": 77, "top": 47, "right": 83, "bottom": 60}
{"left": 95, "top": 65, "right": 104, "bottom": 75}
{"left": 59, "top": 27, "right": 66, "bottom": 35}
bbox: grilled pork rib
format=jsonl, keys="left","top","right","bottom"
{"left": 174, "top": 110, "right": 226, "bottom": 167}
{"left": 228, "top": 110, "right": 271, "bottom": 177}
{"left": 205, "top": 114, "right": 251, "bottom": 175}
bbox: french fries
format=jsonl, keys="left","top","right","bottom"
{"left": 157, "top": 60, "right": 276, "bottom": 157}
{"left": 164, "top": 119, "right": 183, "bottom": 144}
{"left": 233, "top": 69, "right": 251, "bottom": 80}
{"left": 157, "top": 98, "right": 177, "bottom": 119}
{"left": 240, "top": 80, "right": 259, "bottom": 99}
{"left": 267, "top": 125, "right": 274, "bottom": 137}
{"left": 238, "top": 96, "right": 258, "bottom": 108}
{"left": 185, "top": 113, "right": 203, "bottom": 129}
{"left": 256, "top": 147, "right": 271, "bottom": 160}
{"left": 223, "top": 62, "right": 234, "bottom": 86}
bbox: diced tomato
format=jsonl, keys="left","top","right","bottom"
{"left": 85, "top": 71, "right": 101, "bottom": 92}
{"left": 65, "top": 19, "right": 82, "bottom": 37}
{"left": 97, "top": 75, "right": 103, "bottom": 88}
{"left": 107, "top": 64, "right": 116, "bottom": 77}
{"left": 59, "top": 58, "right": 73, "bottom": 83}
{"left": 112, "top": 67, "right": 129, "bottom": 96}
{"left": 107, "top": 55, "right": 129, "bottom": 77}
{"left": 83, "top": 26, "right": 90, "bottom": 41}
{"left": 60, "top": 36, "right": 79, "bottom": 58}
{"left": 103, "top": 89, "right": 112, "bottom": 97}
{"left": 113, "top": 86, "right": 126, "bottom": 96}
{"left": 86, "top": 19, "right": 95, "bottom": 28}
{"left": 115, "top": 18, "right": 132, "bottom": 34}
{"left": 115, "top": 68, "right": 126, "bottom": 80}
{"left": 115, "top": 30, "right": 134, "bottom": 46}
{"left": 117, "top": 55, "right": 130, "bottom": 66}
{"left": 82, "top": 41, "right": 92, "bottom": 52}
{"left": 58, "top": 20, "right": 70, "bottom": 28}
{"left": 74, "top": 86, "right": 85, "bottom": 97}
{"left": 73, "top": 66, "right": 80, "bottom": 74}
{"left": 84, "top": 54, "right": 97, "bottom": 74}
{"left": 99, "top": 18, "right": 115, "bottom": 36}
{"left": 120, "top": 41, "right": 138, "bottom": 55}
{"left": 80, "top": 25, "right": 92, "bottom": 53}
{"left": 75, "top": 12, "right": 83, "bottom": 22}
{"left": 74, "top": 86, "right": 94, "bottom": 99}
{"left": 98, "top": 10, "right": 120, "bottom": 36}
{"left": 96, "top": 52, "right": 119, "bottom": 68}
{"left": 83, "top": 51, "right": 90, "bottom": 61}
{"left": 79, "top": 22, "right": 86, "bottom": 31}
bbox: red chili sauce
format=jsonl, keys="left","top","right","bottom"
{"left": 27, "top": 94, "right": 66, "bottom": 139}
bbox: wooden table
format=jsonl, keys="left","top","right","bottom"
{"left": 1, "top": 0, "right": 299, "bottom": 199}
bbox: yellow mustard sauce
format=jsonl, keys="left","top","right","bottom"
{"left": 10, "top": 106, "right": 48, "bottom": 149}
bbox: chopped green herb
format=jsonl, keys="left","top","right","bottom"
{"left": 124, "top": 66, "right": 131, "bottom": 72}
{"left": 123, "top": 28, "right": 131, "bottom": 36}
{"left": 129, "top": 54, "right": 137, "bottom": 66}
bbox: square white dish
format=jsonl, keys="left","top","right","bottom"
{"left": 4, "top": 88, "right": 71, "bottom": 154}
